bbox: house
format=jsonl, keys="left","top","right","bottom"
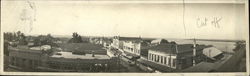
{"left": 147, "top": 44, "right": 206, "bottom": 70}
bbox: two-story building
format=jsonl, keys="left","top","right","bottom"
{"left": 147, "top": 44, "right": 206, "bottom": 70}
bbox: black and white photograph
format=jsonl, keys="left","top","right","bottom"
{"left": 0, "top": 0, "right": 249, "bottom": 75}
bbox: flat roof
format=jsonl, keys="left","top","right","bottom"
{"left": 50, "top": 51, "right": 110, "bottom": 59}
{"left": 58, "top": 43, "right": 106, "bottom": 54}
{"left": 9, "top": 45, "right": 43, "bottom": 54}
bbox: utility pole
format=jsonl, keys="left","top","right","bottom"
{"left": 169, "top": 44, "right": 174, "bottom": 72}
{"left": 193, "top": 38, "right": 196, "bottom": 66}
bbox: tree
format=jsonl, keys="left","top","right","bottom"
{"left": 160, "top": 39, "right": 169, "bottom": 44}
{"left": 68, "top": 32, "right": 83, "bottom": 43}
{"left": 170, "top": 41, "right": 177, "bottom": 44}
{"left": 4, "top": 31, "right": 28, "bottom": 45}
{"left": 233, "top": 41, "right": 245, "bottom": 52}
{"left": 4, "top": 41, "right": 9, "bottom": 56}
{"left": 18, "top": 33, "right": 28, "bottom": 45}
{"left": 33, "top": 34, "right": 58, "bottom": 47}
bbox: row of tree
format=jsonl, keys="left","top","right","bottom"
{"left": 4, "top": 31, "right": 28, "bottom": 45}
{"left": 3, "top": 31, "right": 60, "bottom": 47}
{"left": 32, "top": 34, "right": 59, "bottom": 47}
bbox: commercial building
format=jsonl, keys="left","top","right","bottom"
{"left": 8, "top": 43, "right": 116, "bottom": 72}
{"left": 147, "top": 44, "right": 206, "bottom": 70}
{"left": 111, "top": 36, "right": 149, "bottom": 59}
{"left": 8, "top": 46, "right": 44, "bottom": 71}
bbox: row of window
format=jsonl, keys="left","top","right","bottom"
{"left": 123, "top": 46, "right": 140, "bottom": 54}
{"left": 148, "top": 53, "right": 176, "bottom": 68}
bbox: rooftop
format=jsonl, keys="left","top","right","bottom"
{"left": 149, "top": 44, "right": 207, "bottom": 54}
{"left": 58, "top": 43, "right": 106, "bottom": 54}
{"left": 50, "top": 51, "right": 110, "bottom": 59}
{"left": 203, "top": 47, "right": 223, "bottom": 59}
{"left": 9, "top": 45, "right": 43, "bottom": 54}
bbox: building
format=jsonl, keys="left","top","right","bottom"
{"left": 202, "top": 47, "right": 224, "bottom": 60}
{"left": 102, "top": 38, "right": 112, "bottom": 48}
{"left": 8, "top": 46, "right": 44, "bottom": 71}
{"left": 112, "top": 36, "right": 146, "bottom": 58}
{"left": 147, "top": 44, "right": 206, "bottom": 70}
{"left": 8, "top": 43, "right": 117, "bottom": 72}
{"left": 38, "top": 51, "right": 115, "bottom": 72}
{"left": 123, "top": 39, "right": 142, "bottom": 55}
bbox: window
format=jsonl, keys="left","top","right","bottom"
{"left": 160, "top": 56, "right": 163, "bottom": 63}
{"left": 154, "top": 55, "right": 157, "bottom": 62}
{"left": 168, "top": 57, "right": 171, "bottom": 66}
{"left": 164, "top": 57, "right": 167, "bottom": 64}
{"left": 151, "top": 54, "right": 154, "bottom": 60}
{"left": 156, "top": 55, "right": 159, "bottom": 62}
{"left": 148, "top": 53, "right": 151, "bottom": 60}
{"left": 173, "top": 59, "right": 176, "bottom": 68}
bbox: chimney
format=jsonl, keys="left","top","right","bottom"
{"left": 92, "top": 51, "right": 95, "bottom": 57}
{"left": 193, "top": 38, "right": 196, "bottom": 66}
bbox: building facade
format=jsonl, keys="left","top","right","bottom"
{"left": 8, "top": 44, "right": 116, "bottom": 72}
{"left": 8, "top": 46, "right": 43, "bottom": 71}
{"left": 112, "top": 36, "right": 143, "bottom": 56}
{"left": 123, "top": 40, "right": 141, "bottom": 55}
{"left": 147, "top": 44, "right": 206, "bottom": 70}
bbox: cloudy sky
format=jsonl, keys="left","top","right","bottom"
{"left": 1, "top": 0, "right": 247, "bottom": 40}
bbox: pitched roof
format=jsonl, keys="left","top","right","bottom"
{"left": 203, "top": 47, "right": 223, "bottom": 58}
{"left": 149, "top": 44, "right": 207, "bottom": 54}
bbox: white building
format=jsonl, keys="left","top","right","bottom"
{"left": 123, "top": 40, "right": 142, "bottom": 55}
{"left": 203, "top": 47, "right": 223, "bottom": 60}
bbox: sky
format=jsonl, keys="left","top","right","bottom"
{"left": 1, "top": 0, "right": 247, "bottom": 40}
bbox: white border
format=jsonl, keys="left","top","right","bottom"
{"left": 0, "top": 0, "right": 249, "bottom": 75}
